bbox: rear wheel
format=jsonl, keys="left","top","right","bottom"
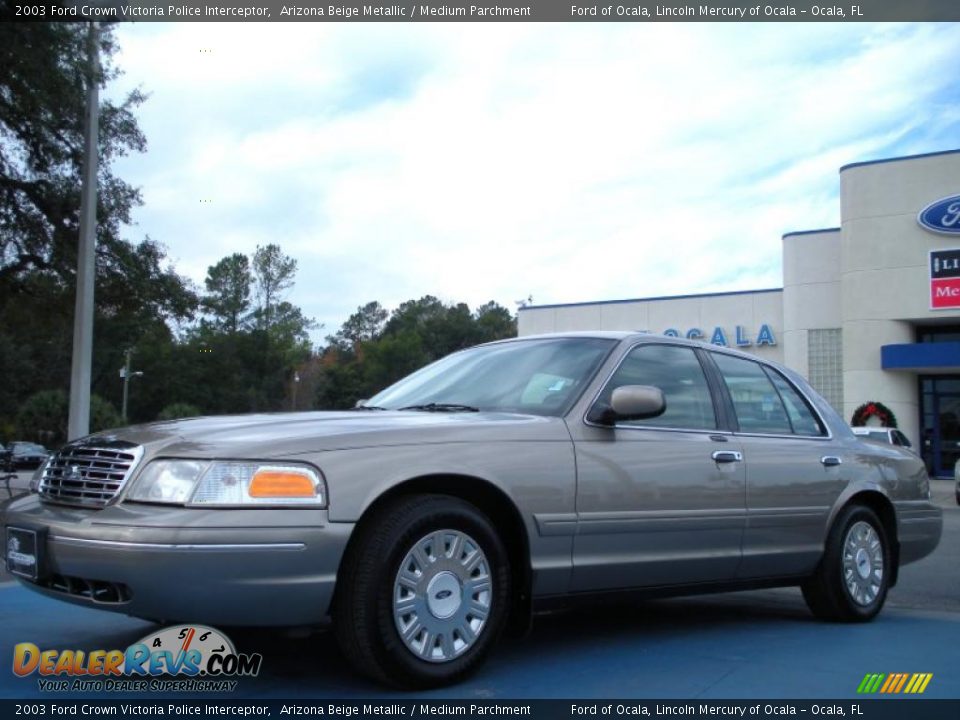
{"left": 802, "top": 505, "right": 890, "bottom": 622}
{"left": 334, "top": 495, "right": 510, "bottom": 688}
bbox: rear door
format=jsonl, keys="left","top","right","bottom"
{"left": 705, "top": 352, "right": 847, "bottom": 579}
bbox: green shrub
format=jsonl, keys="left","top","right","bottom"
{"left": 16, "top": 390, "right": 122, "bottom": 445}
{"left": 157, "top": 402, "right": 202, "bottom": 421}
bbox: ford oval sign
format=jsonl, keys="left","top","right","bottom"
{"left": 918, "top": 194, "right": 960, "bottom": 235}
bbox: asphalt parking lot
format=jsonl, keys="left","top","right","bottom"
{"left": 1, "top": 477, "right": 958, "bottom": 700}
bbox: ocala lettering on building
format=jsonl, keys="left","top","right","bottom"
{"left": 661, "top": 325, "right": 777, "bottom": 347}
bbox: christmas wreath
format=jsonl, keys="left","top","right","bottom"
{"left": 850, "top": 401, "right": 898, "bottom": 428}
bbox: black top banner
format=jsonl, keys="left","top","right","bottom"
{"left": 9, "top": 0, "right": 960, "bottom": 22}
{"left": 0, "top": 700, "right": 959, "bottom": 720}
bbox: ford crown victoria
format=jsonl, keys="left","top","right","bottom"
{"left": 2, "top": 333, "right": 943, "bottom": 687}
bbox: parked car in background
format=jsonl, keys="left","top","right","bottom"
{"left": 851, "top": 426, "right": 913, "bottom": 450}
{"left": 954, "top": 459, "right": 959, "bottom": 505}
{"left": 7, "top": 442, "right": 50, "bottom": 470}
{"left": 1, "top": 333, "right": 944, "bottom": 688}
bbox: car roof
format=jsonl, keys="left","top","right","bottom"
{"left": 506, "top": 331, "right": 779, "bottom": 364}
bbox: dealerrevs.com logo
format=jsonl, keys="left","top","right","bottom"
{"left": 13, "top": 625, "right": 262, "bottom": 693}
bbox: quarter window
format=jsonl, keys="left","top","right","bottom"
{"left": 764, "top": 368, "right": 826, "bottom": 437}
{"left": 599, "top": 344, "right": 717, "bottom": 430}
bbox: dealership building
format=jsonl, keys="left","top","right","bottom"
{"left": 518, "top": 150, "right": 960, "bottom": 478}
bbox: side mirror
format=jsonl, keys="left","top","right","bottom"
{"left": 588, "top": 385, "right": 666, "bottom": 426}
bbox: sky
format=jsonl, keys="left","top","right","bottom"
{"left": 109, "top": 21, "right": 960, "bottom": 343}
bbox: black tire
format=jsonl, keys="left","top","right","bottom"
{"left": 802, "top": 505, "right": 890, "bottom": 622}
{"left": 333, "top": 494, "right": 510, "bottom": 688}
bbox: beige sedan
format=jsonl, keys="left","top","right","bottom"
{"left": 2, "top": 333, "right": 943, "bottom": 687}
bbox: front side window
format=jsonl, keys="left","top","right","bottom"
{"left": 597, "top": 344, "right": 717, "bottom": 430}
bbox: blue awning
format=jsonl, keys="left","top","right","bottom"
{"left": 881, "top": 342, "right": 960, "bottom": 373}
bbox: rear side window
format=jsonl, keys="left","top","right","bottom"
{"left": 599, "top": 344, "right": 717, "bottom": 430}
{"left": 712, "top": 353, "right": 825, "bottom": 436}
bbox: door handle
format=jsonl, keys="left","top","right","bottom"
{"left": 711, "top": 451, "right": 743, "bottom": 463}
{"left": 821, "top": 456, "right": 842, "bottom": 467}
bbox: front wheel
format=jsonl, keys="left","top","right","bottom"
{"left": 334, "top": 495, "right": 510, "bottom": 688}
{"left": 802, "top": 505, "right": 890, "bottom": 622}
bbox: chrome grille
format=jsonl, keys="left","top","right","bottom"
{"left": 39, "top": 443, "right": 143, "bottom": 508}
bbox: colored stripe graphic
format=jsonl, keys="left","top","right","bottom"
{"left": 905, "top": 674, "right": 933, "bottom": 694}
{"left": 857, "top": 674, "right": 885, "bottom": 693}
{"left": 879, "top": 674, "right": 898, "bottom": 693}
{"left": 857, "top": 673, "right": 932, "bottom": 694}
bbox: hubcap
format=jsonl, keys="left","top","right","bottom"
{"left": 842, "top": 521, "right": 884, "bottom": 607}
{"left": 426, "top": 572, "right": 462, "bottom": 619}
{"left": 393, "top": 529, "right": 492, "bottom": 663}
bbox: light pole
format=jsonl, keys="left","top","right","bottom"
{"left": 120, "top": 349, "right": 143, "bottom": 423}
{"left": 67, "top": 21, "right": 100, "bottom": 440}
{"left": 292, "top": 371, "right": 301, "bottom": 411}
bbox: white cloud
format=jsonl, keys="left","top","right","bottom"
{"left": 109, "top": 21, "right": 960, "bottom": 342}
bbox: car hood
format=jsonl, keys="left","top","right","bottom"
{"left": 77, "top": 410, "right": 571, "bottom": 460}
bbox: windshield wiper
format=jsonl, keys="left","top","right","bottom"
{"left": 398, "top": 403, "right": 480, "bottom": 412}
{"left": 350, "top": 404, "right": 388, "bottom": 411}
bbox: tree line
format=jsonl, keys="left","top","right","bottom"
{"left": 0, "top": 22, "right": 516, "bottom": 446}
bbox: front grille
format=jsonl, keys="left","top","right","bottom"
{"left": 39, "top": 442, "right": 143, "bottom": 508}
{"left": 39, "top": 573, "right": 131, "bottom": 604}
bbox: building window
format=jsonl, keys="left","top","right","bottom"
{"left": 807, "top": 329, "right": 843, "bottom": 412}
{"left": 917, "top": 325, "right": 960, "bottom": 343}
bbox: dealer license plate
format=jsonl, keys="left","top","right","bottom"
{"left": 5, "top": 526, "right": 42, "bottom": 580}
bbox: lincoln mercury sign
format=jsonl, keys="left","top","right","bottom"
{"left": 930, "top": 249, "right": 960, "bottom": 310}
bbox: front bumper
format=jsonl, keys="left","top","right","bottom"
{"left": 2, "top": 495, "right": 353, "bottom": 627}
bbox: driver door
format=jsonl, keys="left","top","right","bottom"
{"left": 568, "top": 343, "right": 746, "bottom": 591}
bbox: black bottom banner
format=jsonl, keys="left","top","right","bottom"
{"left": 2, "top": 700, "right": 959, "bottom": 720}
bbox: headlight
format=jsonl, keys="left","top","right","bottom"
{"left": 127, "top": 459, "right": 326, "bottom": 507}
{"left": 128, "top": 460, "right": 207, "bottom": 503}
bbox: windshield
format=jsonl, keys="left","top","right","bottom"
{"left": 367, "top": 337, "right": 616, "bottom": 417}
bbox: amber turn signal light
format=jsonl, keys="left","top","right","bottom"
{"left": 248, "top": 471, "right": 316, "bottom": 498}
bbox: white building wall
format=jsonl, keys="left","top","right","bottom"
{"left": 781, "top": 228, "right": 842, "bottom": 379}
{"left": 519, "top": 291, "right": 784, "bottom": 363}
{"left": 839, "top": 151, "right": 960, "bottom": 446}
